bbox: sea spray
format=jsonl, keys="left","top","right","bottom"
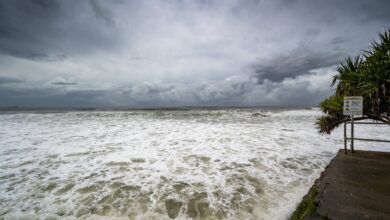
{"left": 0, "top": 109, "right": 388, "bottom": 219}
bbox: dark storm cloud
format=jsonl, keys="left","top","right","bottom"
{"left": 357, "top": 0, "right": 390, "bottom": 22}
{"left": 0, "top": 0, "right": 120, "bottom": 60}
{"left": 286, "top": 0, "right": 390, "bottom": 23}
{"left": 0, "top": 87, "right": 107, "bottom": 108}
{"left": 330, "top": 37, "right": 348, "bottom": 45}
{"left": 51, "top": 82, "right": 77, "bottom": 86}
{"left": 0, "top": 76, "right": 22, "bottom": 85}
{"left": 88, "top": 0, "right": 116, "bottom": 26}
{"left": 119, "top": 79, "right": 257, "bottom": 107}
{"left": 253, "top": 47, "right": 343, "bottom": 83}
{"left": 0, "top": 0, "right": 390, "bottom": 107}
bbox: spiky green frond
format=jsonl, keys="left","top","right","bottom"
{"left": 316, "top": 29, "right": 390, "bottom": 134}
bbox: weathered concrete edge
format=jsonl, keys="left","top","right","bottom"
{"left": 289, "top": 152, "right": 339, "bottom": 220}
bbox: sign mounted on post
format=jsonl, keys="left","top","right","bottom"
{"left": 343, "top": 96, "right": 363, "bottom": 116}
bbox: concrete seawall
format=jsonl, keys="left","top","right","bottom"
{"left": 291, "top": 149, "right": 390, "bottom": 220}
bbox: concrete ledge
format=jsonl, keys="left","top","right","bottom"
{"left": 291, "top": 149, "right": 390, "bottom": 220}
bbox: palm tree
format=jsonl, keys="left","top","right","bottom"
{"left": 316, "top": 29, "right": 390, "bottom": 134}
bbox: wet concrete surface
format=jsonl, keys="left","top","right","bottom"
{"left": 308, "top": 150, "right": 390, "bottom": 220}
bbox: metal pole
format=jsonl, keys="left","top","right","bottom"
{"left": 347, "top": 138, "right": 390, "bottom": 143}
{"left": 344, "top": 122, "right": 347, "bottom": 154}
{"left": 351, "top": 115, "right": 354, "bottom": 153}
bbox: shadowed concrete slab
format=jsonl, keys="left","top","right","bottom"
{"left": 304, "top": 150, "right": 390, "bottom": 220}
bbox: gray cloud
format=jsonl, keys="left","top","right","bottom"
{"left": 88, "top": 0, "right": 116, "bottom": 26}
{"left": 0, "top": 0, "right": 389, "bottom": 108}
{"left": 0, "top": 68, "right": 333, "bottom": 108}
{"left": 51, "top": 82, "right": 77, "bottom": 86}
{"left": 0, "top": 76, "right": 22, "bottom": 85}
{"left": 357, "top": 0, "right": 390, "bottom": 22}
{"left": 0, "top": 87, "right": 107, "bottom": 108}
{"left": 0, "top": 0, "right": 120, "bottom": 60}
{"left": 252, "top": 45, "right": 343, "bottom": 83}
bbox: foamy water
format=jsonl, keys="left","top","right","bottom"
{"left": 0, "top": 109, "right": 389, "bottom": 220}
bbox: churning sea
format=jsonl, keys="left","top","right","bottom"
{"left": 0, "top": 108, "right": 388, "bottom": 219}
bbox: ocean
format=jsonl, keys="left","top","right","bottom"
{"left": 0, "top": 108, "right": 388, "bottom": 219}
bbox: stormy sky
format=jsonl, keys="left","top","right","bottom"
{"left": 0, "top": 0, "right": 389, "bottom": 108}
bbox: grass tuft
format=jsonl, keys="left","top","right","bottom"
{"left": 290, "top": 186, "right": 318, "bottom": 220}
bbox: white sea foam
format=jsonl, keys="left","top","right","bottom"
{"left": 0, "top": 109, "right": 388, "bottom": 219}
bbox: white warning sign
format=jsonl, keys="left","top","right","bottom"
{"left": 343, "top": 96, "right": 363, "bottom": 116}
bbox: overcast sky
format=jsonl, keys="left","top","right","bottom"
{"left": 0, "top": 0, "right": 389, "bottom": 108}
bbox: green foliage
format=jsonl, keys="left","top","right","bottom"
{"left": 290, "top": 187, "right": 318, "bottom": 220}
{"left": 317, "top": 29, "right": 390, "bottom": 134}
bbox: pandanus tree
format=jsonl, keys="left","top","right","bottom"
{"left": 316, "top": 29, "right": 390, "bottom": 134}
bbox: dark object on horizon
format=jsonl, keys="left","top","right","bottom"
{"left": 251, "top": 112, "right": 267, "bottom": 117}
{"left": 316, "top": 29, "right": 390, "bottom": 134}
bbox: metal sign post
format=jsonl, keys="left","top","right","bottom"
{"left": 344, "top": 122, "right": 347, "bottom": 154}
{"left": 343, "top": 96, "right": 363, "bottom": 153}
{"left": 351, "top": 115, "right": 354, "bottom": 153}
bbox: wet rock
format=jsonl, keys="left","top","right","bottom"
{"left": 165, "top": 198, "right": 183, "bottom": 219}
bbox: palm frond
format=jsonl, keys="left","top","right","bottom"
{"left": 316, "top": 29, "right": 390, "bottom": 134}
